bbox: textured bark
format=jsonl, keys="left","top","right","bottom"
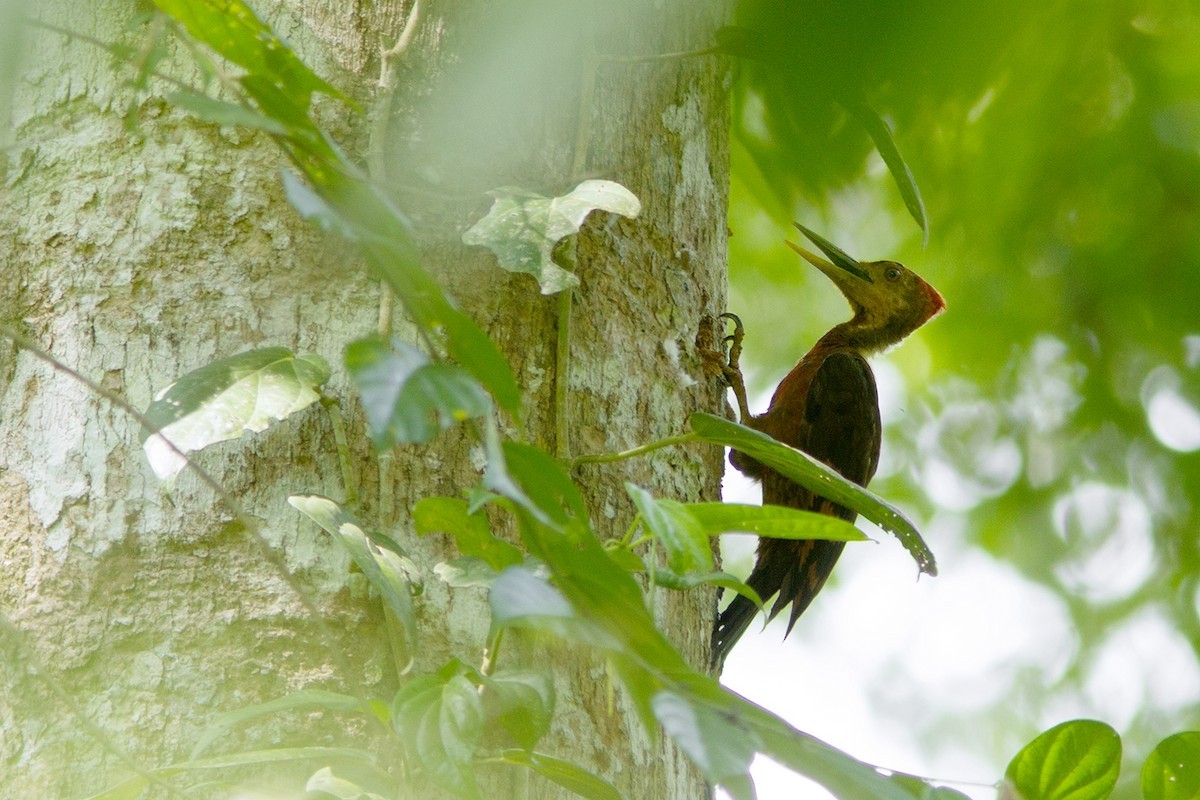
{"left": 0, "top": 1, "right": 729, "bottom": 798}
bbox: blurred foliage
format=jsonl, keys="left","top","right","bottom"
{"left": 727, "top": 0, "right": 1200, "bottom": 790}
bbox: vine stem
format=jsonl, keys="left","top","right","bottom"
{"left": 553, "top": 252, "right": 575, "bottom": 460}
{"left": 369, "top": 3, "right": 422, "bottom": 537}
{"left": 553, "top": 36, "right": 600, "bottom": 461}
{"left": 321, "top": 395, "right": 359, "bottom": 508}
{"left": 480, "top": 624, "right": 504, "bottom": 678}
{"left": 569, "top": 432, "right": 700, "bottom": 469}
{"left": 598, "top": 46, "right": 721, "bottom": 64}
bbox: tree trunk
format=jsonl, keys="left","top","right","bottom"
{"left": 0, "top": 1, "right": 729, "bottom": 798}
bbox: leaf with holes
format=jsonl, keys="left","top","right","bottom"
{"left": 141, "top": 347, "right": 329, "bottom": 480}
{"left": 463, "top": 180, "right": 641, "bottom": 295}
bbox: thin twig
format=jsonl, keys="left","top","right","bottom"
{"left": 570, "top": 433, "right": 700, "bottom": 469}
{"left": 597, "top": 46, "right": 720, "bottom": 64}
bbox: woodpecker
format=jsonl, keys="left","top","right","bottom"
{"left": 711, "top": 223, "right": 945, "bottom": 668}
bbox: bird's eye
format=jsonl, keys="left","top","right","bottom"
{"left": 885, "top": 266, "right": 901, "bottom": 281}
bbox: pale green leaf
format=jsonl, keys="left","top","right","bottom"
{"left": 189, "top": 688, "right": 364, "bottom": 760}
{"left": 687, "top": 502, "right": 868, "bottom": 542}
{"left": 652, "top": 690, "right": 759, "bottom": 790}
{"left": 463, "top": 180, "right": 641, "bottom": 295}
{"left": 433, "top": 556, "right": 500, "bottom": 588}
{"left": 499, "top": 749, "right": 626, "bottom": 800}
{"left": 305, "top": 766, "right": 391, "bottom": 800}
{"left": 141, "top": 347, "right": 329, "bottom": 480}
{"left": 288, "top": 495, "right": 417, "bottom": 672}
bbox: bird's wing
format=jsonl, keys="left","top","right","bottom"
{"left": 799, "top": 349, "right": 881, "bottom": 494}
{"left": 755, "top": 350, "right": 881, "bottom": 632}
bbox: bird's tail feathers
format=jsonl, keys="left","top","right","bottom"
{"left": 710, "top": 539, "right": 845, "bottom": 670}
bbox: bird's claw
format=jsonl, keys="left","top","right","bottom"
{"left": 716, "top": 312, "right": 752, "bottom": 424}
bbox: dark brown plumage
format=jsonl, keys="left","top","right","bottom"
{"left": 711, "top": 224, "right": 945, "bottom": 668}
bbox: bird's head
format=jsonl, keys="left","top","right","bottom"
{"left": 786, "top": 222, "right": 945, "bottom": 352}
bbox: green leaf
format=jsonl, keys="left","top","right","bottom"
{"left": 439, "top": 307, "right": 523, "bottom": 415}
{"left": 345, "top": 336, "right": 491, "bottom": 449}
{"left": 482, "top": 669, "right": 556, "bottom": 750}
{"left": 462, "top": 180, "right": 642, "bottom": 295}
{"left": 165, "top": 90, "right": 290, "bottom": 134}
{"left": 650, "top": 569, "right": 763, "bottom": 608}
{"left": 392, "top": 672, "right": 484, "bottom": 798}
{"left": 434, "top": 556, "right": 501, "bottom": 588}
{"left": 189, "top": 688, "right": 364, "bottom": 760}
{"left": 1143, "top": 732, "right": 1200, "bottom": 800}
{"left": 1003, "top": 720, "right": 1121, "bottom": 800}
{"left": 843, "top": 100, "right": 928, "bottom": 245}
{"left": 183, "top": 745, "right": 375, "bottom": 769}
{"left": 889, "top": 773, "right": 975, "bottom": 800}
{"left": 627, "top": 484, "right": 713, "bottom": 574}
{"left": 282, "top": 173, "right": 522, "bottom": 418}
{"left": 152, "top": 0, "right": 340, "bottom": 105}
{"left": 750, "top": 717, "right": 913, "bottom": 800}
{"left": 489, "top": 567, "right": 619, "bottom": 650}
{"left": 305, "top": 766, "right": 391, "bottom": 800}
{"left": 499, "top": 749, "right": 626, "bottom": 800}
{"left": 604, "top": 544, "right": 648, "bottom": 574}
{"left": 88, "top": 746, "right": 375, "bottom": 798}
{"left": 689, "top": 412, "right": 935, "bottom": 577}
{"left": 141, "top": 347, "right": 330, "bottom": 480}
{"left": 413, "top": 497, "right": 523, "bottom": 571}
{"left": 84, "top": 776, "right": 150, "bottom": 800}
{"left": 686, "top": 502, "right": 868, "bottom": 542}
{"left": 288, "top": 495, "right": 417, "bottom": 673}
{"left": 652, "top": 690, "right": 759, "bottom": 792}
{"left": 501, "top": 442, "right": 590, "bottom": 526}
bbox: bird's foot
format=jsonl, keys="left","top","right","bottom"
{"left": 714, "top": 312, "right": 752, "bottom": 425}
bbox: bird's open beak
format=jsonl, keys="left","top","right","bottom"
{"left": 787, "top": 222, "right": 873, "bottom": 283}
